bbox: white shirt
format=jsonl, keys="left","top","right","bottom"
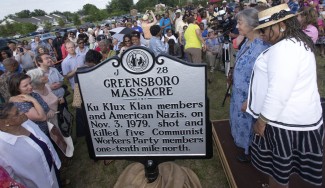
{"left": 61, "top": 53, "right": 85, "bottom": 88}
{"left": 161, "top": 34, "right": 178, "bottom": 44}
{"left": 0, "top": 120, "right": 61, "bottom": 188}
{"left": 247, "top": 38, "right": 323, "bottom": 131}
{"left": 174, "top": 16, "right": 183, "bottom": 33}
{"left": 75, "top": 46, "right": 89, "bottom": 56}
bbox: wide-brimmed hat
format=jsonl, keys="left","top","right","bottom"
{"left": 254, "top": 4, "right": 296, "bottom": 30}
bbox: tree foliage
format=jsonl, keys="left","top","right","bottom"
{"left": 107, "top": 0, "right": 134, "bottom": 13}
{"left": 15, "top": 9, "right": 48, "bottom": 18}
{"left": 83, "top": 9, "right": 109, "bottom": 23}
{"left": 136, "top": 0, "right": 156, "bottom": 12}
{"left": 58, "top": 18, "right": 65, "bottom": 27}
{"left": 30, "top": 9, "right": 47, "bottom": 17}
{"left": 44, "top": 21, "right": 52, "bottom": 31}
{"left": 81, "top": 3, "right": 109, "bottom": 23}
{"left": 72, "top": 14, "right": 81, "bottom": 26}
{"left": 50, "top": 10, "right": 63, "bottom": 15}
{"left": 83, "top": 4, "right": 99, "bottom": 15}
{"left": 0, "top": 22, "right": 37, "bottom": 37}
{"left": 15, "top": 10, "right": 31, "bottom": 18}
{"left": 62, "top": 11, "right": 75, "bottom": 22}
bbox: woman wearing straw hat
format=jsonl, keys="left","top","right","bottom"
{"left": 246, "top": 4, "right": 323, "bottom": 187}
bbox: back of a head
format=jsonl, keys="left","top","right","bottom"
{"left": 85, "top": 50, "right": 102, "bottom": 65}
{"left": 150, "top": 25, "right": 161, "bottom": 36}
{"left": 187, "top": 16, "right": 196, "bottom": 24}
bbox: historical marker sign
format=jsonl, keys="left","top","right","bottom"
{"left": 77, "top": 47, "right": 212, "bottom": 159}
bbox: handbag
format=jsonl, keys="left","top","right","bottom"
{"left": 48, "top": 121, "right": 74, "bottom": 157}
{"left": 57, "top": 104, "right": 73, "bottom": 137}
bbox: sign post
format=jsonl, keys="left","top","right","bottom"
{"left": 77, "top": 47, "right": 212, "bottom": 181}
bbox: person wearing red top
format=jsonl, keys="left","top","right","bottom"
{"left": 61, "top": 35, "right": 69, "bottom": 59}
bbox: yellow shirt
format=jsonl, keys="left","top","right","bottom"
{"left": 184, "top": 23, "right": 202, "bottom": 49}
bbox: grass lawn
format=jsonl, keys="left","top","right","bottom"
{"left": 61, "top": 55, "right": 325, "bottom": 188}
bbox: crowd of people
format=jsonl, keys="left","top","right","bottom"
{"left": 0, "top": 0, "right": 324, "bottom": 187}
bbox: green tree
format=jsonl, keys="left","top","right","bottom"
{"left": 82, "top": 4, "right": 109, "bottom": 23}
{"left": 83, "top": 4, "right": 99, "bottom": 15}
{"left": 72, "top": 14, "right": 81, "bottom": 26}
{"left": 63, "top": 11, "right": 74, "bottom": 22}
{"left": 136, "top": 0, "right": 156, "bottom": 12}
{"left": 50, "top": 10, "right": 63, "bottom": 15}
{"left": 44, "top": 21, "right": 52, "bottom": 31}
{"left": 31, "top": 9, "right": 47, "bottom": 17}
{"left": 0, "top": 22, "right": 36, "bottom": 37}
{"left": 58, "top": 18, "right": 65, "bottom": 27}
{"left": 15, "top": 10, "right": 31, "bottom": 18}
{"left": 107, "top": 0, "right": 134, "bottom": 13}
{"left": 4, "top": 14, "right": 15, "bottom": 19}
{"left": 19, "top": 22, "right": 37, "bottom": 34}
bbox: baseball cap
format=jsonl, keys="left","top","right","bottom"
{"left": 176, "top": 9, "right": 181, "bottom": 14}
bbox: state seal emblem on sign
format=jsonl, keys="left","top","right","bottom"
{"left": 121, "top": 48, "right": 154, "bottom": 74}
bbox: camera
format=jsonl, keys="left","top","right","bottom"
{"left": 19, "top": 47, "right": 24, "bottom": 53}
{"left": 210, "top": 10, "right": 235, "bottom": 35}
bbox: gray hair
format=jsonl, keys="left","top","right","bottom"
{"left": 235, "top": 8, "right": 259, "bottom": 30}
{"left": 26, "top": 68, "right": 45, "bottom": 88}
{"left": 99, "top": 39, "right": 112, "bottom": 47}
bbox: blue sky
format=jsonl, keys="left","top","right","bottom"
{"left": 0, "top": 0, "right": 138, "bottom": 20}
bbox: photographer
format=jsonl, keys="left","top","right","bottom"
{"left": 15, "top": 44, "right": 35, "bottom": 72}
{"left": 211, "top": 10, "right": 237, "bottom": 73}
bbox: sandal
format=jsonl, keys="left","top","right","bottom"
{"left": 103, "top": 160, "right": 113, "bottom": 166}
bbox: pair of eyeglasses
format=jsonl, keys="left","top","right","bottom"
{"left": 125, "top": 40, "right": 131, "bottom": 42}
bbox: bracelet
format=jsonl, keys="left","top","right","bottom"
{"left": 259, "top": 114, "right": 269, "bottom": 123}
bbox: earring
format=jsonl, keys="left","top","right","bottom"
{"left": 280, "top": 28, "right": 285, "bottom": 32}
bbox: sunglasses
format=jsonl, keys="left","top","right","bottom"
{"left": 259, "top": 28, "right": 265, "bottom": 34}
